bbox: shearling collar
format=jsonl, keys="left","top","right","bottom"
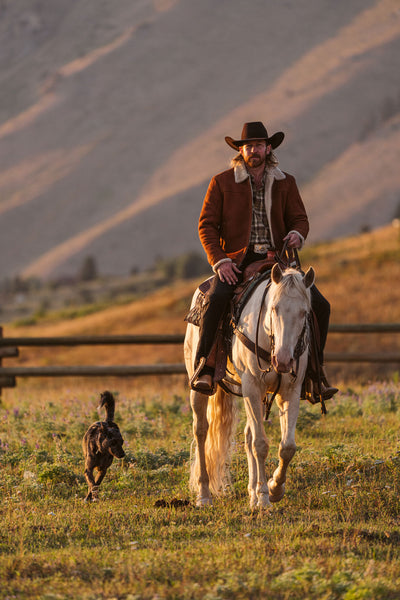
{"left": 231, "top": 155, "right": 286, "bottom": 184}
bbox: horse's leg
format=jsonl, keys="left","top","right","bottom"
{"left": 244, "top": 423, "right": 258, "bottom": 508}
{"left": 190, "top": 390, "right": 212, "bottom": 507}
{"left": 268, "top": 387, "right": 300, "bottom": 503}
{"left": 242, "top": 380, "right": 270, "bottom": 508}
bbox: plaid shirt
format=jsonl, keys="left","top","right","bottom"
{"left": 249, "top": 170, "right": 272, "bottom": 248}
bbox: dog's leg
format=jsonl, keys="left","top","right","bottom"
{"left": 94, "top": 468, "right": 107, "bottom": 488}
{"left": 85, "top": 468, "right": 108, "bottom": 501}
{"left": 84, "top": 464, "right": 98, "bottom": 502}
{"left": 90, "top": 485, "right": 100, "bottom": 501}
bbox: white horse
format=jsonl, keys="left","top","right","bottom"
{"left": 184, "top": 263, "right": 315, "bottom": 508}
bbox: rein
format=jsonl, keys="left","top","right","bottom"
{"left": 275, "top": 239, "right": 301, "bottom": 271}
{"left": 255, "top": 282, "right": 273, "bottom": 373}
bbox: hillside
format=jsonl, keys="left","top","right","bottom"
{"left": 2, "top": 224, "right": 399, "bottom": 381}
{"left": 0, "top": 0, "right": 399, "bottom": 280}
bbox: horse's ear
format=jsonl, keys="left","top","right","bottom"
{"left": 303, "top": 267, "right": 315, "bottom": 289}
{"left": 271, "top": 263, "right": 283, "bottom": 283}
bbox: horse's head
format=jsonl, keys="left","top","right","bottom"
{"left": 268, "top": 263, "right": 314, "bottom": 374}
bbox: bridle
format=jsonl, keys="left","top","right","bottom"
{"left": 254, "top": 282, "right": 309, "bottom": 378}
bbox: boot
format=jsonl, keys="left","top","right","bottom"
{"left": 302, "top": 368, "right": 338, "bottom": 405}
{"left": 190, "top": 357, "right": 215, "bottom": 395}
{"left": 317, "top": 366, "right": 339, "bottom": 402}
{"left": 192, "top": 373, "right": 213, "bottom": 394}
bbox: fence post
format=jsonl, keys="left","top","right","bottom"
{"left": 0, "top": 327, "right": 17, "bottom": 397}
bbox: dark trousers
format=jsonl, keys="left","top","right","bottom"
{"left": 196, "top": 256, "right": 330, "bottom": 372}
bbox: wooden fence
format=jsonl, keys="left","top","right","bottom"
{"left": 0, "top": 324, "right": 399, "bottom": 392}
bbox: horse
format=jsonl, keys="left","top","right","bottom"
{"left": 184, "top": 262, "right": 315, "bottom": 508}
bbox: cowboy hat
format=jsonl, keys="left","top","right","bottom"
{"left": 225, "top": 121, "right": 285, "bottom": 151}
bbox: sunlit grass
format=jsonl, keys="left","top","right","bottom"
{"left": 0, "top": 377, "right": 399, "bottom": 599}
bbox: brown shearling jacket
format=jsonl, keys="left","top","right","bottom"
{"left": 198, "top": 157, "right": 309, "bottom": 271}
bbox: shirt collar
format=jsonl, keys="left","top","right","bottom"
{"left": 248, "top": 168, "right": 267, "bottom": 188}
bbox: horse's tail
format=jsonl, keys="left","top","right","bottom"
{"left": 190, "top": 385, "right": 239, "bottom": 496}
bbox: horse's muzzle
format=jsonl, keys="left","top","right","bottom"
{"left": 271, "top": 353, "right": 293, "bottom": 374}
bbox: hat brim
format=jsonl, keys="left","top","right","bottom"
{"left": 225, "top": 131, "right": 284, "bottom": 151}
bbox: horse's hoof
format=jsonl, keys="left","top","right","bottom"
{"left": 257, "top": 492, "right": 271, "bottom": 508}
{"left": 196, "top": 497, "right": 213, "bottom": 508}
{"left": 269, "top": 491, "right": 285, "bottom": 503}
{"left": 268, "top": 481, "right": 285, "bottom": 503}
{"left": 249, "top": 491, "right": 258, "bottom": 509}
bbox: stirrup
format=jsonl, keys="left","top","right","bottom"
{"left": 302, "top": 375, "right": 338, "bottom": 406}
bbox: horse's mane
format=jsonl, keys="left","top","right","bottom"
{"left": 269, "top": 268, "right": 311, "bottom": 307}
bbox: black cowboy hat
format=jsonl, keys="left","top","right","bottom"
{"left": 225, "top": 121, "right": 285, "bottom": 151}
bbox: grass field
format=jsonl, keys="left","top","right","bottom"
{"left": 1, "top": 375, "right": 400, "bottom": 600}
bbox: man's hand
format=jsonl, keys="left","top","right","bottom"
{"left": 283, "top": 232, "right": 302, "bottom": 249}
{"left": 217, "top": 261, "right": 241, "bottom": 285}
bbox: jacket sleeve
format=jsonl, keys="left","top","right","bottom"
{"left": 285, "top": 175, "right": 309, "bottom": 242}
{"left": 198, "top": 176, "right": 229, "bottom": 268}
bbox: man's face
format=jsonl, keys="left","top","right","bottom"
{"left": 239, "top": 140, "right": 271, "bottom": 168}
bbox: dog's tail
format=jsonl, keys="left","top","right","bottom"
{"left": 99, "top": 390, "right": 116, "bottom": 422}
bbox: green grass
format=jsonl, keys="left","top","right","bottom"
{"left": 0, "top": 378, "right": 400, "bottom": 599}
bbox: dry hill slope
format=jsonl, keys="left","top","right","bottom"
{"left": 0, "top": 0, "right": 399, "bottom": 280}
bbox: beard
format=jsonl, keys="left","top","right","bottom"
{"left": 244, "top": 154, "right": 265, "bottom": 168}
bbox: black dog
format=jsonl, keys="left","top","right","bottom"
{"left": 83, "top": 391, "right": 125, "bottom": 501}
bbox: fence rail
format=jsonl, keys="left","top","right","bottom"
{"left": 0, "top": 364, "right": 187, "bottom": 377}
{"left": 1, "top": 324, "right": 400, "bottom": 348}
{"left": 0, "top": 324, "right": 399, "bottom": 390}
{"left": 0, "top": 334, "right": 185, "bottom": 347}
{"left": 328, "top": 324, "right": 400, "bottom": 333}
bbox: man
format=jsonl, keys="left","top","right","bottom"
{"left": 192, "top": 121, "right": 337, "bottom": 401}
